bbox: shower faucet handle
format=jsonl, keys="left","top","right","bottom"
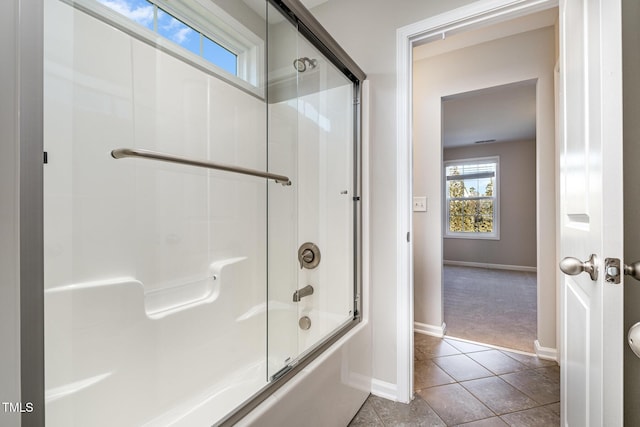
{"left": 298, "top": 242, "right": 321, "bottom": 270}
{"left": 301, "top": 249, "right": 314, "bottom": 265}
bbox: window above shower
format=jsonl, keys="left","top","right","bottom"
{"left": 80, "top": 0, "right": 265, "bottom": 95}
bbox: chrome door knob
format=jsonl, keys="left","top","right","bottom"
{"left": 629, "top": 322, "right": 640, "bottom": 358}
{"left": 624, "top": 261, "right": 640, "bottom": 281}
{"left": 559, "top": 254, "right": 598, "bottom": 281}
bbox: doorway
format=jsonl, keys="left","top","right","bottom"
{"left": 401, "top": 3, "right": 559, "bottom": 401}
{"left": 439, "top": 82, "right": 538, "bottom": 353}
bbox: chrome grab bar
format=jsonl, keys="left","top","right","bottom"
{"left": 111, "top": 148, "right": 292, "bottom": 186}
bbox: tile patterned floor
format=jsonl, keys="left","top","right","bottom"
{"left": 349, "top": 334, "right": 559, "bottom": 426}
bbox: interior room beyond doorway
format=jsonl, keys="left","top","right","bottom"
{"left": 411, "top": 9, "right": 557, "bottom": 359}
{"left": 440, "top": 81, "right": 538, "bottom": 353}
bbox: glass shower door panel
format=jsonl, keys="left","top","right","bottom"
{"left": 267, "top": 6, "right": 356, "bottom": 374}
{"left": 43, "top": 0, "right": 268, "bottom": 425}
{"left": 295, "top": 35, "right": 355, "bottom": 355}
{"left": 266, "top": 2, "right": 300, "bottom": 379}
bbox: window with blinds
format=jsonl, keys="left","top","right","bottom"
{"left": 444, "top": 157, "right": 499, "bottom": 239}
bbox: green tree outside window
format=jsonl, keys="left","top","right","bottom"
{"left": 445, "top": 158, "right": 498, "bottom": 237}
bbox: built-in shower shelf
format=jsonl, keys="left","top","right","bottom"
{"left": 144, "top": 276, "right": 220, "bottom": 319}
{"left": 45, "top": 257, "right": 248, "bottom": 320}
{"left": 144, "top": 257, "right": 249, "bottom": 319}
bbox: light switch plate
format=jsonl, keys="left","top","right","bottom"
{"left": 413, "top": 196, "right": 427, "bottom": 212}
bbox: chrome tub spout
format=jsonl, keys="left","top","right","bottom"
{"left": 293, "top": 285, "right": 314, "bottom": 302}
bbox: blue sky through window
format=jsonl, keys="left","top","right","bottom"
{"left": 157, "top": 9, "right": 199, "bottom": 56}
{"left": 98, "top": 0, "right": 238, "bottom": 75}
{"left": 203, "top": 36, "right": 237, "bottom": 75}
{"left": 98, "top": 0, "right": 153, "bottom": 30}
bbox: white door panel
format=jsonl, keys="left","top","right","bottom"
{"left": 559, "top": 0, "right": 623, "bottom": 425}
{"left": 562, "top": 0, "right": 588, "bottom": 217}
{"left": 565, "top": 277, "right": 590, "bottom": 427}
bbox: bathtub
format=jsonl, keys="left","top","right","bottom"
{"left": 44, "top": 259, "right": 366, "bottom": 426}
{"left": 45, "top": 258, "right": 269, "bottom": 426}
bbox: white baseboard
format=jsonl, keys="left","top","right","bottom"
{"left": 534, "top": 340, "right": 558, "bottom": 361}
{"left": 371, "top": 379, "right": 398, "bottom": 401}
{"left": 414, "top": 321, "right": 446, "bottom": 337}
{"left": 444, "top": 260, "right": 537, "bottom": 273}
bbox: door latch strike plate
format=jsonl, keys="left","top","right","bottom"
{"left": 605, "top": 257, "right": 621, "bottom": 284}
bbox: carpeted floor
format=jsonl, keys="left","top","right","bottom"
{"left": 443, "top": 265, "right": 537, "bottom": 353}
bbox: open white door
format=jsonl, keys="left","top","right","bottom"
{"left": 559, "top": 0, "right": 624, "bottom": 425}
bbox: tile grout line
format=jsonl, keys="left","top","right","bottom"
{"left": 366, "top": 399, "right": 385, "bottom": 426}
{"left": 457, "top": 375, "right": 549, "bottom": 420}
{"left": 352, "top": 335, "right": 560, "bottom": 426}
{"left": 414, "top": 336, "right": 560, "bottom": 426}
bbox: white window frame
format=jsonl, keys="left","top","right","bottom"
{"left": 156, "top": 0, "right": 263, "bottom": 88}
{"left": 67, "top": 0, "right": 265, "bottom": 97}
{"left": 444, "top": 156, "right": 500, "bottom": 240}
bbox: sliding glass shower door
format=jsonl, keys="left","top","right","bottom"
{"left": 43, "top": 0, "right": 361, "bottom": 425}
{"left": 266, "top": 3, "right": 357, "bottom": 380}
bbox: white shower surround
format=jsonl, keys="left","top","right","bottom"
{"left": 43, "top": 0, "right": 365, "bottom": 425}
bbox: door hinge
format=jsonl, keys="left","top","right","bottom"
{"left": 407, "top": 232, "right": 410, "bottom": 242}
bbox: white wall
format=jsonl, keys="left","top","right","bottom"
{"left": 0, "top": 0, "right": 21, "bottom": 425}
{"left": 412, "top": 26, "right": 557, "bottom": 350}
{"left": 310, "top": 0, "right": 477, "bottom": 388}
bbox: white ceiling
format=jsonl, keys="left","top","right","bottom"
{"left": 442, "top": 81, "right": 537, "bottom": 148}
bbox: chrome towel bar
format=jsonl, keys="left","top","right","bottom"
{"left": 111, "top": 148, "right": 292, "bottom": 186}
